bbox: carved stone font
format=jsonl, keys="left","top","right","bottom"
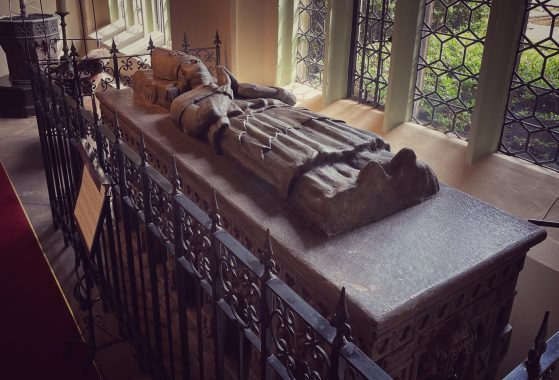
{"left": 0, "top": 13, "right": 60, "bottom": 84}
{"left": 131, "top": 48, "right": 440, "bottom": 235}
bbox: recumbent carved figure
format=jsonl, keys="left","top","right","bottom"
{"left": 131, "top": 48, "right": 439, "bottom": 236}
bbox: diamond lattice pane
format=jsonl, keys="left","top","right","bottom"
{"left": 413, "top": 0, "right": 491, "bottom": 140}
{"left": 296, "top": 0, "right": 327, "bottom": 89}
{"left": 499, "top": 1, "right": 559, "bottom": 172}
{"left": 350, "top": 0, "right": 396, "bottom": 109}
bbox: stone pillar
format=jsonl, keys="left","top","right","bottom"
{"left": 323, "top": 0, "right": 353, "bottom": 105}
{"left": 276, "top": 0, "right": 297, "bottom": 86}
{"left": 125, "top": 0, "right": 135, "bottom": 28}
{"left": 144, "top": 0, "right": 154, "bottom": 33}
{"left": 109, "top": 0, "right": 120, "bottom": 22}
{"left": 382, "top": 0, "right": 426, "bottom": 132}
{"left": 465, "top": 0, "right": 526, "bottom": 164}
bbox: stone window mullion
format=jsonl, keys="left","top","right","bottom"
{"left": 383, "top": 0, "right": 427, "bottom": 132}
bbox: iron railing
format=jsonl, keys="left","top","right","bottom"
{"left": 498, "top": 0, "right": 559, "bottom": 173}
{"left": 504, "top": 311, "right": 559, "bottom": 380}
{"left": 29, "top": 38, "right": 392, "bottom": 380}
{"left": 34, "top": 32, "right": 220, "bottom": 117}
{"left": 27, "top": 24, "right": 559, "bottom": 380}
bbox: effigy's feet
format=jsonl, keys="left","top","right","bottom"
{"left": 289, "top": 147, "right": 440, "bottom": 236}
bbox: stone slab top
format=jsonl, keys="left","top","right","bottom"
{"left": 97, "top": 89, "right": 547, "bottom": 333}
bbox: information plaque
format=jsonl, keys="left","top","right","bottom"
{"left": 74, "top": 164, "right": 107, "bottom": 252}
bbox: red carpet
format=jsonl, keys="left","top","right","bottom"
{"left": 0, "top": 161, "right": 100, "bottom": 380}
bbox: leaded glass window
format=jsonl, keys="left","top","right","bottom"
{"left": 499, "top": 0, "right": 559, "bottom": 172}
{"left": 295, "top": 0, "right": 328, "bottom": 89}
{"left": 349, "top": 0, "right": 396, "bottom": 108}
{"left": 413, "top": 0, "right": 492, "bottom": 139}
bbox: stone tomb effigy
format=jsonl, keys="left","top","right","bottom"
{"left": 96, "top": 51, "right": 546, "bottom": 379}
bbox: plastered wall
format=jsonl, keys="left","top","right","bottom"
{"left": 168, "top": 0, "right": 279, "bottom": 85}
{"left": 234, "top": 0, "right": 278, "bottom": 85}
{"left": 169, "top": 0, "right": 234, "bottom": 69}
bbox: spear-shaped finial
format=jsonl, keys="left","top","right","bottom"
{"left": 110, "top": 38, "right": 119, "bottom": 55}
{"left": 182, "top": 32, "right": 190, "bottom": 52}
{"left": 171, "top": 155, "right": 180, "bottom": 194}
{"left": 214, "top": 30, "right": 221, "bottom": 48}
{"left": 328, "top": 287, "right": 352, "bottom": 378}
{"left": 262, "top": 229, "right": 276, "bottom": 280}
{"left": 331, "top": 287, "right": 351, "bottom": 347}
{"left": 526, "top": 311, "right": 550, "bottom": 377}
{"left": 210, "top": 188, "right": 221, "bottom": 232}
{"left": 334, "top": 287, "right": 349, "bottom": 325}
{"left": 147, "top": 35, "right": 155, "bottom": 53}
{"left": 70, "top": 42, "right": 78, "bottom": 58}
{"left": 139, "top": 132, "right": 147, "bottom": 166}
{"left": 113, "top": 110, "right": 122, "bottom": 141}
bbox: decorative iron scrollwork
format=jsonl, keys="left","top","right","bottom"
{"left": 271, "top": 296, "right": 297, "bottom": 375}
{"left": 218, "top": 242, "right": 261, "bottom": 335}
{"left": 118, "top": 55, "right": 152, "bottom": 88}
{"left": 123, "top": 155, "right": 143, "bottom": 211}
{"left": 180, "top": 210, "right": 212, "bottom": 282}
{"left": 147, "top": 176, "right": 174, "bottom": 241}
{"left": 270, "top": 295, "right": 332, "bottom": 379}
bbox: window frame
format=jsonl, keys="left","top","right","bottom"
{"left": 279, "top": 0, "right": 555, "bottom": 170}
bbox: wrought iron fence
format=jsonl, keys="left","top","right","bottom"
{"left": 295, "top": 0, "right": 328, "bottom": 89}
{"left": 28, "top": 41, "right": 392, "bottom": 379}
{"left": 348, "top": 0, "right": 395, "bottom": 109}
{"left": 412, "top": 0, "right": 492, "bottom": 140}
{"left": 26, "top": 19, "right": 559, "bottom": 380}
{"left": 34, "top": 34, "right": 220, "bottom": 120}
{"left": 504, "top": 311, "right": 559, "bottom": 380}
{"left": 180, "top": 31, "right": 221, "bottom": 73}
{"left": 498, "top": 0, "right": 559, "bottom": 173}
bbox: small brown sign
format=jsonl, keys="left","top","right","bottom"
{"left": 74, "top": 164, "right": 107, "bottom": 252}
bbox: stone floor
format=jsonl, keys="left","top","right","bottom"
{"left": 1, "top": 112, "right": 558, "bottom": 379}
{"left": 0, "top": 116, "right": 152, "bottom": 380}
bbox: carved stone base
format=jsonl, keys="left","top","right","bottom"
{"left": 97, "top": 89, "right": 547, "bottom": 380}
{"left": 0, "top": 76, "right": 35, "bottom": 118}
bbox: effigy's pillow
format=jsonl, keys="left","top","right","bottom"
{"left": 153, "top": 79, "right": 181, "bottom": 110}
{"left": 151, "top": 47, "right": 191, "bottom": 81}
{"left": 177, "top": 58, "right": 215, "bottom": 91}
{"left": 131, "top": 69, "right": 156, "bottom": 104}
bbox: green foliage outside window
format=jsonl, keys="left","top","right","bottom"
{"left": 352, "top": 0, "right": 558, "bottom": 168}
{"left": 413, "top": 1, "right": 491, "bottom": 138}
{"left": 412, "top": 0, "right": 558, "bottom": 163}
{"left": 308, "top": 0, "right": 558, "bottom": 168}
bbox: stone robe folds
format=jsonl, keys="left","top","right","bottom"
{"left": 132, "top": 48, "right": 439, "bottom": 236}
